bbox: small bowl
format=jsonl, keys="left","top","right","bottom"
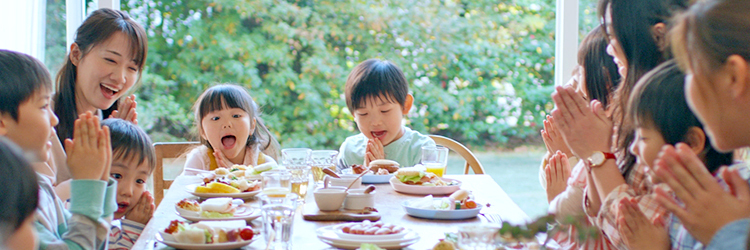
{"left": 328, "top": 175, "right": 362, "bottom": 189}
{"left": 343, "top": 188, "right": 375, "bottom": 210}
{"left": 314, "top": 187, "right": 347, "bottom": 211}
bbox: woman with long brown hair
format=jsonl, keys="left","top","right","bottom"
{"left": 52, "top": 8, "right": 148, "bottom": 183}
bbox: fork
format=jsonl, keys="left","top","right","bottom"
{"left": 481, "top": 213, "right": 503, "bottom": 224}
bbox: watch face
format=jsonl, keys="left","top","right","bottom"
{"left": 591, "top": 152, "right": 605, "bottom": 165}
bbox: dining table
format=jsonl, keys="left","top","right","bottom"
{"left": 133, "top": 174, "right": 530, "bottom": 249}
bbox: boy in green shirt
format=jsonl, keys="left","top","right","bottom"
{"left": 0, "top": 50, "right": 116, "bottom": 250}
{"left": 337, "top": 59, "right": 435, "bottom": 169}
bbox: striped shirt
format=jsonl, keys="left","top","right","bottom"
{"left": 108, "top": 219, "right": 145, "bottom": 250}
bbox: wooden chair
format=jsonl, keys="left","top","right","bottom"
{"left": 153, "top": 142, "right": 200, "bottom": 206}
{"left": 428, "top": 135, "right": 485, "bottom": 174}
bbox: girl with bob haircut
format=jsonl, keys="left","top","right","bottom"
{"left": 616, "top": 61, "right": 732, "bottom": 250}
{"left": 183, "top": 84, "right": 279, "bottom": 173}
{"left": 53, "top": 8, "right": 147, "bottom": 183}
{"left": 649, "top": 0, "right": 750, "bottom": 249}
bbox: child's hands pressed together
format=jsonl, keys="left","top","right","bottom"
{"left": 65, "top": 112, "right": 112, "bottom": 181}
{"left": 364, "top": 138, "right": 384, "bottom": 167}
{"left": 213, "top": 150, "right": 232, "bottom": 169}
{"left": 617, "top": 197, "right": 669, "bottom": 250}
{"left": 110, "top": 94, "right": 138, "bottom": 125}
{"left": 653, "top": 143, "right": 750, "bottom": 245}
{"left": 545, "top": 151, "right": 571, "bottom": 203}
{"left": 125, "top": 191, "right": 155, "bottom": 225}
{"left": 541, "top": 115, "right": 573, "bottom": 158}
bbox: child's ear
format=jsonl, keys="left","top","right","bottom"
{"left": 69, "top": 43, "right": 82, "bottom": 66}
{"left": 723, "top": 55, "right": 750, "bottom": 101}
{"left": 401, "top": 94, "right": 414, "bottom": 115}
{"left": 684, "top": 126, "right": 707, "bottom": 155}
{"left": 651, "top": 23, "right": 667, "bottom": 51}
{"left": 250, "top": 117, "right": 257, "bottom": 132}
{"left": 0, "top": 113, "right": 12, "bottom": 136}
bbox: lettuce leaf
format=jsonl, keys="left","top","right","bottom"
{"left": 201, "top": 211, "right": 233, "bottom": 218}
{"left": 357, "top": 243, "right": 385, "bottom": 250}
{"left": 397, "top": 172, "right": 425, "bottom": 183}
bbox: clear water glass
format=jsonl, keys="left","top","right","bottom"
{"left": 259, "top": 193, "right": 298, "bottom": 250}
{"left": 261, "top": 170, "right": 292, "bottom": 195}
{"left": 457, "top": 224, "right": 502, "bottom": 250}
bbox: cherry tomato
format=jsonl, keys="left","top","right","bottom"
{"left": 465, "top": 200, "right": 477, "bottom": 209}
{"left": 164, "top": 220, "right": 180, "bottom": 234}
{"left": 239, "top": 228, "right": 254, "bottom": 241}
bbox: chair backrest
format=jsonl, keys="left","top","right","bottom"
{"left": 153, "top": 141, "right": 200, "bottom": 206}
{"left": 428, "top": 135, "right": 485, "bottom": 174}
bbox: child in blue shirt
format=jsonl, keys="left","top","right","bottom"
{"left": 337, "top": 59, "right": 435, "bottom": 169}
{"left": 0, "top": 50, "right": 116, "bottom": 250}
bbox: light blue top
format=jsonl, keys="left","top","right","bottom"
{"left": 35, "top": 173, "right": 117, "bottom": 250}
{"left": 704, "top": 218, "right": 750, "bottom": 250}
{"left": 337, "top": 126, "right": 435, "bottom": 168}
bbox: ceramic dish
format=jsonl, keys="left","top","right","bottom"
{"left": 401, "top": 198, "right": 483, "bottom": 220}
{"left": 316, "top": 225, "right": 419, "bottom": 250}
{"left": 176, "top": 204, "right": 261, "bottom": 222}
{"left": 333, "top": 223, "right": 409, "bottom": 240}
{"left": 389, "top": 177, "right": 461, "bottom": 195}
{"left": 361, "top": 174, "right": 394, "bottom": 184}
{"left": 156, "top": 231, "right": 256, "bottom": 250}
{"left": 185, "top": 184, "right": 262, "bottom": 199}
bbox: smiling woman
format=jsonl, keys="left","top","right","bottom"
{"left": 52, "top": 8, "right": 147, "bottom": 182}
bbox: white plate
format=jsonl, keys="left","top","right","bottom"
{"left": 185, "top": 184, "right": 262, "bottom": 199}
{"left": 316, "top": 225, "right": 419, "bottom": 249}
{"left": 333, "top": 223, "right": 409, "bottom": 240}
{"left": 402, "top": 198, "right": 483, "bottom": 220}
{"left": 389, "top": 177, "right": 461, "bottom": 195}
{"left": 176, "top": 204, "right": 261, "bottom": 222}
{"left": 361, "top": 174, "right": 394, "bottom": 184}
{"left": 156, "top": 231, "right": 257, "bottom": 250}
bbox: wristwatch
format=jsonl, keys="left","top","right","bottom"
{"left": 586, "top": 151, "right": 616, "bottom": 170}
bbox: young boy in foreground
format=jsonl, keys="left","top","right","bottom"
{"left": 337, "top": 59, "right": 435, "bottom": 169}
{"left": 0, "top": 49, "right": 117, "bottom": 249}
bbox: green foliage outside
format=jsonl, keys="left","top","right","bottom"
{"left": 46, "top": 0, "right": 600, "bottom": 149}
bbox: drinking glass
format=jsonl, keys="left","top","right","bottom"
{"left": 282, "top": 148, "right": 312, "bottom": 199}
{"left": 422, "top": 145, "right": 449, "bottom": 177}
{"left": 457, "top": 224, "right": 502, "bottom": 250}
{"left": 261, "top": 170, "right": 292, "bottom": 196}
{"left": 259, "top": 193, "right": 298, "bottom": 250}
{"left": 310, "top": 150, "right": 338, "bottom": 186}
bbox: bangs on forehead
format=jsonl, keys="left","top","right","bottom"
{"left": 353, "top": 92, "right": 397, "bottom": 110}
{"left": 119, "top": 21, "right": 147, "bottom": 68}
{"left": 198, "top": 85, "right": 254, "bottom": 117}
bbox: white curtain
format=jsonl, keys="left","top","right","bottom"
{"left": 0, "top": 0, "right": 47, "bottom": 61}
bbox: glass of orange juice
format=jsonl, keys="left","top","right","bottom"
{"left": 422, "top": 146, "right": 449, "bottom": 177}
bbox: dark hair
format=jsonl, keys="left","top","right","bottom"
{"left": 578, "top": 26, "right": 621, "bottom": 108}
{"left": 344, "top": 59, "right": 409, "bottom": 112}
{"left": 54, "top": 8, "right": 147, "bottom": 146}
{"left": 194, "top": 84, "right": 280, "bottom": 160}
{"left": 0, "top": 50, "right": 53, "bottom": 121}
{"left": 0, "top": 137, "right": 39, "bottom": 242}
{"left": 598, "top": 0, "right": 689, "bottom": 177}
{"left": 102, "top": 119, "right": 156, "bottom": 172}
{"left": 627, "top": 60, "right": 732, "bottom": 173}
{"left": 671, "top": 0, "right": 750, "bottom": 80}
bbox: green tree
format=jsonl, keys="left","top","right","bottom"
{"left": 123, "top": 0, "right": 598, "bottom": 149}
